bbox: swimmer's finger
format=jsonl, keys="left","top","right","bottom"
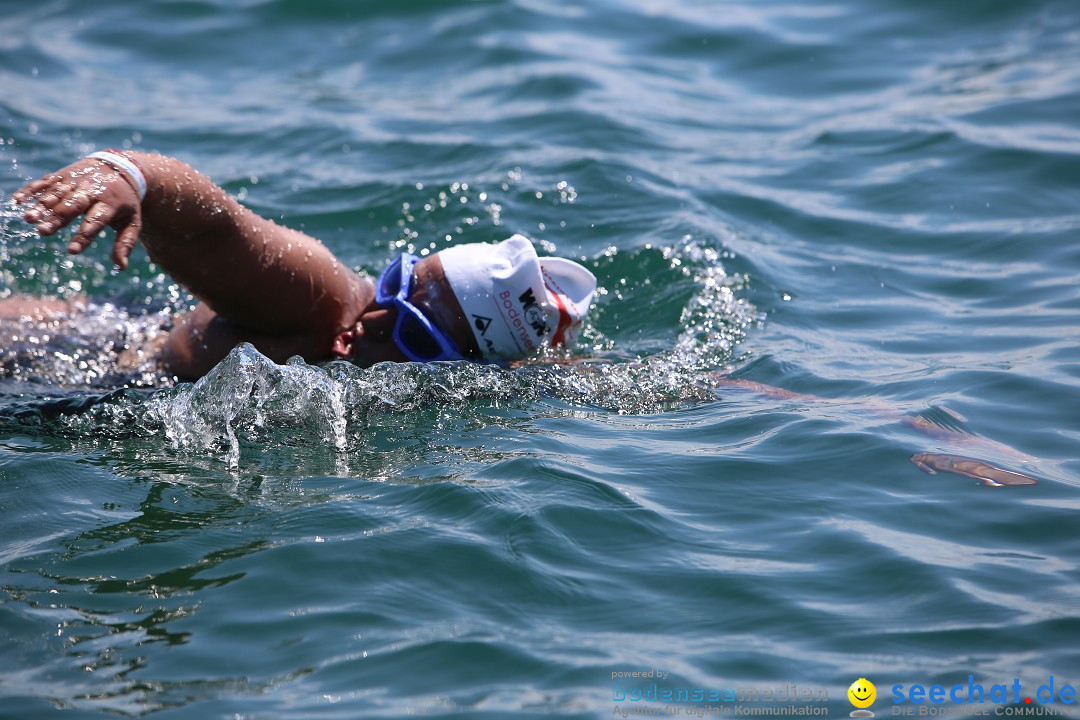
{"left": 112, "top": 212, "right": 143, "bottom": 270}
{"left": 23, "top": 180, "right": 78, "bottom": 224}
{"left": 62, "top": 188, "right": 97, "bottom": 217}
{"left": 35, "top": 179, "right": 82, "bottom": 211}
{"left": 47, "top": 184, "right": 94, "bottom": 218}
{"left": 32, "top": 210, "right": 63, "bottom": 237}
{"left": 15, "top": 159, "right": 103, "bottom": 209}
{"left": 69, "top": 202, "right": 117, "bottom": 254}
{"left": 12, "top": 174, "right": 71, "bottom": 205}
{"left": 34, "top": 186, "right": 94, "bottom": 236}
{"left": 13, "top": 173, "right": 64, "bottom": 204}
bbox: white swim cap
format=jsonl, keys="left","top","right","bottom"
{"left": 439, "top": 235, "right": 597, "bottom": 361}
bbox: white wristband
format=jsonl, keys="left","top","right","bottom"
{"left": 87, "top": 150, "right": 147, "bottom": 201}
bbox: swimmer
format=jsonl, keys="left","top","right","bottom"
{"left": 8, "top": 151, "right": 597, "bottom": 379}
{"left": 5, "top": 151, "right": 1043, "bottom": 487}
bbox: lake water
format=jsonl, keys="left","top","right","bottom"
{"left": 2, "top": 0, "right": 1079, "bottom": 718}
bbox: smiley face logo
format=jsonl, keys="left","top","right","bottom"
{"left": 848, "top": 678, "right": 876, "bottom": 709}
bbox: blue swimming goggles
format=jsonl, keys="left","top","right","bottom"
{"left": 374, "top": 253, "right": 465, "bottom": 362}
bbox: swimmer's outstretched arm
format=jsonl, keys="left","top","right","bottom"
{"left": 13, "top": 153, "right": 371, "bottom": 376}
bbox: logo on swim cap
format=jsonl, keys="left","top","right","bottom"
{"left": 518, "top": 287, "right": 549, "bottom": 338}
{"left": 472, "top": 314, "right": 493, "bottom": 335}
{"left": 439, "top": 235, "right": 596, "bottom": 362}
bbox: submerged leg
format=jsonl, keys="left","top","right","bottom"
{"left": 713, "top": 376, "right": 1043, "bottom": 487}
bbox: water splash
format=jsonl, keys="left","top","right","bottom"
{"left": 147, "top": 348, "right": 351, "bottom": 467}
{"left": 0, "top": 300, "right": 172, "bottom": 388}
{"left": 667, "top": 237, "right": 757, "bottom": 367}
{"left": 0, "top": 198, "right": 38, "bottom": 292}
{"left": 386, "top": 170, "right": 582, "bottom": 258}
{"left": 36, "top": 344, "right": 537, "bottom": 469}
{"left": 0, "top": 236, "right": 758, "bottom": 466}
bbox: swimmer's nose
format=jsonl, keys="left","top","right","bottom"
{"left": 357, "top": 307, "right": 396, "bottom": 341}
{"left": 331, "top": 307, "right": 399, "bottom": 357}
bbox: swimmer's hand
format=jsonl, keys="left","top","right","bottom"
{"left": 910, "top": 452, "right": 1038, "bottom": 487}
{"left": 13, "top": 157, "right": 143, "bottom": 270}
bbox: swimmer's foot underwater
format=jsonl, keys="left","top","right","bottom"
{"left": 4, "top": 151, "right": 1043, "bottom": 487}
{"left": 910, "top": 454, "right": 1038, "bottom": 487}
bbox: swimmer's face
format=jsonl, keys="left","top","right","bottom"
{"left": 343, "top": 254, "right": 481, "bottom": 367}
